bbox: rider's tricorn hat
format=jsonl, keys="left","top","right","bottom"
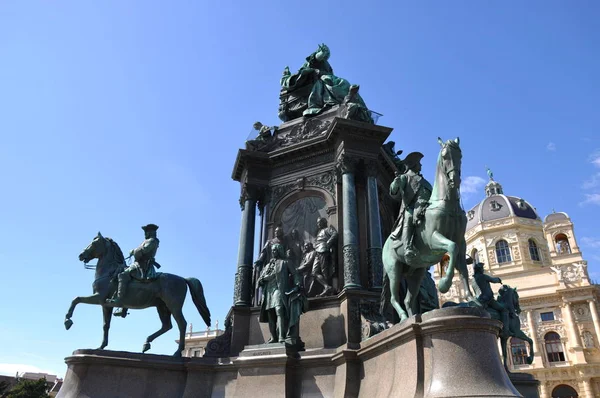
{"left": 141, "top": 224, "right": 159, "bottom": 232}
{"left": 403, "top": 152, "right": 424, "bottom": 169}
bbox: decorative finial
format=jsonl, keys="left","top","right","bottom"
{"left": 216, "top": 319, "right": 219, "bottom": 331}
{"left": 486, "top": 166, "right": 494, "bottom": 181}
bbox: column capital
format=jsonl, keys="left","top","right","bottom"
{"left": 365, "top": 159, "right": 379, "bottom": 178}
{"left": 336, "top": 153, "right": 360, "bottom": 175}
{"left": 239, "top": 183, "right": 261, "bottom": 210}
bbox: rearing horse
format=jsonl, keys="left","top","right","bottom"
{"left": 64, "top": 232, "right": 211, "bottom": 356}
{"left": 381, "top": 137, "right": 473, "bottom": 321}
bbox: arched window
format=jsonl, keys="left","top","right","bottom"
{"left": 551, "top": 384, "right": 578, "bottom": 398}
{"left": 554, "top": 233, "right": 571, "bottom": 255}
{"left": 544, "top": 332, "right": 565, "bottom": 362}
{"left": 471, "top": 248, "right": 480, "bottom": 264}
{"left": 495, "top": 240, "right": 512, "bottom": 264}
{"left": 510, "top": 338, "right": 529, "bottom": 365}
{"left": 528, "top": 239, "right": 541, "bottom": 262}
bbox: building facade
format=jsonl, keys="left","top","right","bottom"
{"left": 434, "top": 175, "right": 598, "bottom": 398}
{"left": 180, "top": 323, "right": 224, "bottom": 358}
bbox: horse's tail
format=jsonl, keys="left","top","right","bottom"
{"left": 380, "top": 270, "right": 390, "bottom": 316}
{"left": 186, "top": 277, "right": 211, "bottom": 327}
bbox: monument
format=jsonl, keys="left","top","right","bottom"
{"left": 57, "top": 44, "right": 537, "bottom": 398}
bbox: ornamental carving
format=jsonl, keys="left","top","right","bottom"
{"left": 550, "top": 262, "right": 587, "bottom": 283}
{"left": 536, "top": 322, "right": 566, "bottom": 340}
{"left": 359, "top": 299, "right": 389, "bottom": 340}
{"left": 336, "top": 154, "right": 360, "bottom": 175}
{"left": 269, "top": 171, "right": 336, "bottom": 208}
{"left": 343, "top": 244, "right": 360, "bottom": 286}
{"left": 573, "top": 304, "right": 590, "bottom": 320}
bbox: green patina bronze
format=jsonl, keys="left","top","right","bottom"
{"left": 278, "top": 44, "right": 373, "bottom": 123}
{"left": 64, "top": 229, "right": 211, "bottom": 357}
{"left": 381, "top": 137, "right": 473, "bottom": 322}
{"left": 444, "top": 276, "right": 535, "bottom": 370}
{"left": 258, "top": 243, "right": 307, "bottom": 350}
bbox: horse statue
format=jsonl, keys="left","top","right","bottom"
{"left": 381, "top": 137, "right": 473, "bottom": 322}
{"left": 444, "top": 285, "right": 534, "bottom": 370}
{"left": 64, "top": 232, "right": 211, "bottom": 357}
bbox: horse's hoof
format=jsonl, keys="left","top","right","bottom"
{"left": 142, "top": 342, "right": 151, "bottom": 353}
{"left": 97, "top": 345, "right": 107, "bottom": 350}
{"left": 64, "top": 319, "right": 73, "bottom": 330}
{"left": 172, "top": 351, "right": 182, "bottom": 358}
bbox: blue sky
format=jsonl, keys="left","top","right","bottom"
{"left": 0, "top": 1, "right": 599, "bottom": 377}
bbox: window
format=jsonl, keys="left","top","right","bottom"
{"left": 528, "top": 239, "right": 541, "bottom": 261}
{"left": 495, "top": 240, "right": 512, "bottom": 264}
{"left": 544, "top": 332, "right": 565, "bottom": 363}
{"left": 551, "top": 384, "right": 578, "bottom": 398}
{"left": 510, "top": 338, "right": 529, "bottom": 365}
{"left": 540, "top": 312, "right": 555, "bottom": 322}
{"left": 193, "top": 348, "right": 204, "bottom": 357}
{"left": 554, "top": 233, "right": 571, "bottom": 255}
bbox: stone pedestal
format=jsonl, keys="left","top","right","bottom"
{"left": 509, "top": 373, "right": 540, "bottom": 398}
{"left": 59, "top": 307, "right": 528, "bottom": 397}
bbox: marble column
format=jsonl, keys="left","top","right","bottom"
{"left": 366, "top": 161, "right": 383, "bottom": 289}
{"left": 338, "top": 154, "right": 361, "bottom": 289}
{"left": 563, "top": 301, "right": 582, "bottom": 349}
{"left": 538, "top": 382, "right": 549, "bottom": 398}
{"left": 526, "top": 310, "right": 540, "bottom": 359}
{"left": 234, "top": 185, "right": 257, "bottom": 306}
{"left": 581, "top": 378, "right": 593, "bottom": 398}
{"left": 587, "top": 300, "right": 600, "bottom": 348}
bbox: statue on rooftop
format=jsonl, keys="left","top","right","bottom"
{"left": 278, "top": 44, "right": 373, "bottom": 124}
{"left": 246, "top": 122, "right": 279, "bottom": 151}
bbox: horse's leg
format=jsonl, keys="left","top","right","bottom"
{"left": 457, "top": 237, "right": 473, "bottom": 300}
{"left": 160, "top": 279, "right": 188, "bottom": 357}
{"left": 405, "top": 268, "right": 426, "bottom": 317}
{"left": 389, "top": 272, "right": 408, "bottom": 322}
{"left": 517, "top": 330, "right": 535, "bottom": 364}
{"left": 99, "top": 305, "right": 112, "bottom": 350}
{"left": 65, "top": 293, "right": 105, "bottom": 330}
{"left": 142, "top": 301, "right": 172, "bottom": 353}
{"left": 500, "top": 336, "right": 509, "bottom": 372}
{"left": 430, "top": 231, "right": 457, "bottom": 293}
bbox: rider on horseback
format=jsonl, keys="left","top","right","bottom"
{"left": 109, "top": 224, "right": 160, "bottom": 317}
{"left": 389, "top": 151, "right": 432, "bottom": 265}
{"left": 473, "top": 262, "right": 509, "bottom": 335}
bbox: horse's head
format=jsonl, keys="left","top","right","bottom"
{"left": 79, "top": 232, "right": 108, "bottom": 263}
{"left": 498, "top": 284, "right": 520, "bottom": 314}
{"left": 437, "top": 137, "right": 462, "bottom": 190}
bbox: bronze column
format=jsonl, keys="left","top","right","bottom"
{"left": 338, "top": 154, "right": 361, "bottom": 289}
{"left": 234, "top": 184, "right": 256, "bottom": 306}
{"left": 366, "top": 161, "right": 383, "bottom": 289}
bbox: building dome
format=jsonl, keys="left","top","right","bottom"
{"left": 544, "top": 211, "right": 570, "bottom": 224}
{"left": 466, "top": 171, "right": 540, "bottom": 231}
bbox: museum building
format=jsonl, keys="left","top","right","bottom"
{"left": 434, "top": 174, "right": 599, "bottom": 398}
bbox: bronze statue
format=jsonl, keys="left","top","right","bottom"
{"left": 381, "top": 138, "right": 473, "bottom": 322}
{"left": 253, "top": 226, "right": 287, "bottom": 305}
{"left": 444, "top": 281, "right": 535, "bottom": 370}
{"left": 308, "top": 217, "right": 338, "bottom": 297}
{"left": 258, "top": 243, "right": 302, "bottom": 344}
{"left": 278, "top": 44, "right": 373, "bottom": 123}
{"left": 297, "top": 242, "right": 316, "bottom": 294}
{"left": 389, "top": 151, "right": 432, "bottom": 265}
{"left": 286, "top": 228, "right": 303, "bottom": 270}
{"left": 65, "top": 231, "right": 211, "bottom": 357}
{"left": 473, "top": 262, "right": 509, "bottom": 335}
{"left": 246, "top": 122, "right": 279, "bottom": 151}
{"left": 109, "top": 224, "right": 160, "bottom": 316}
